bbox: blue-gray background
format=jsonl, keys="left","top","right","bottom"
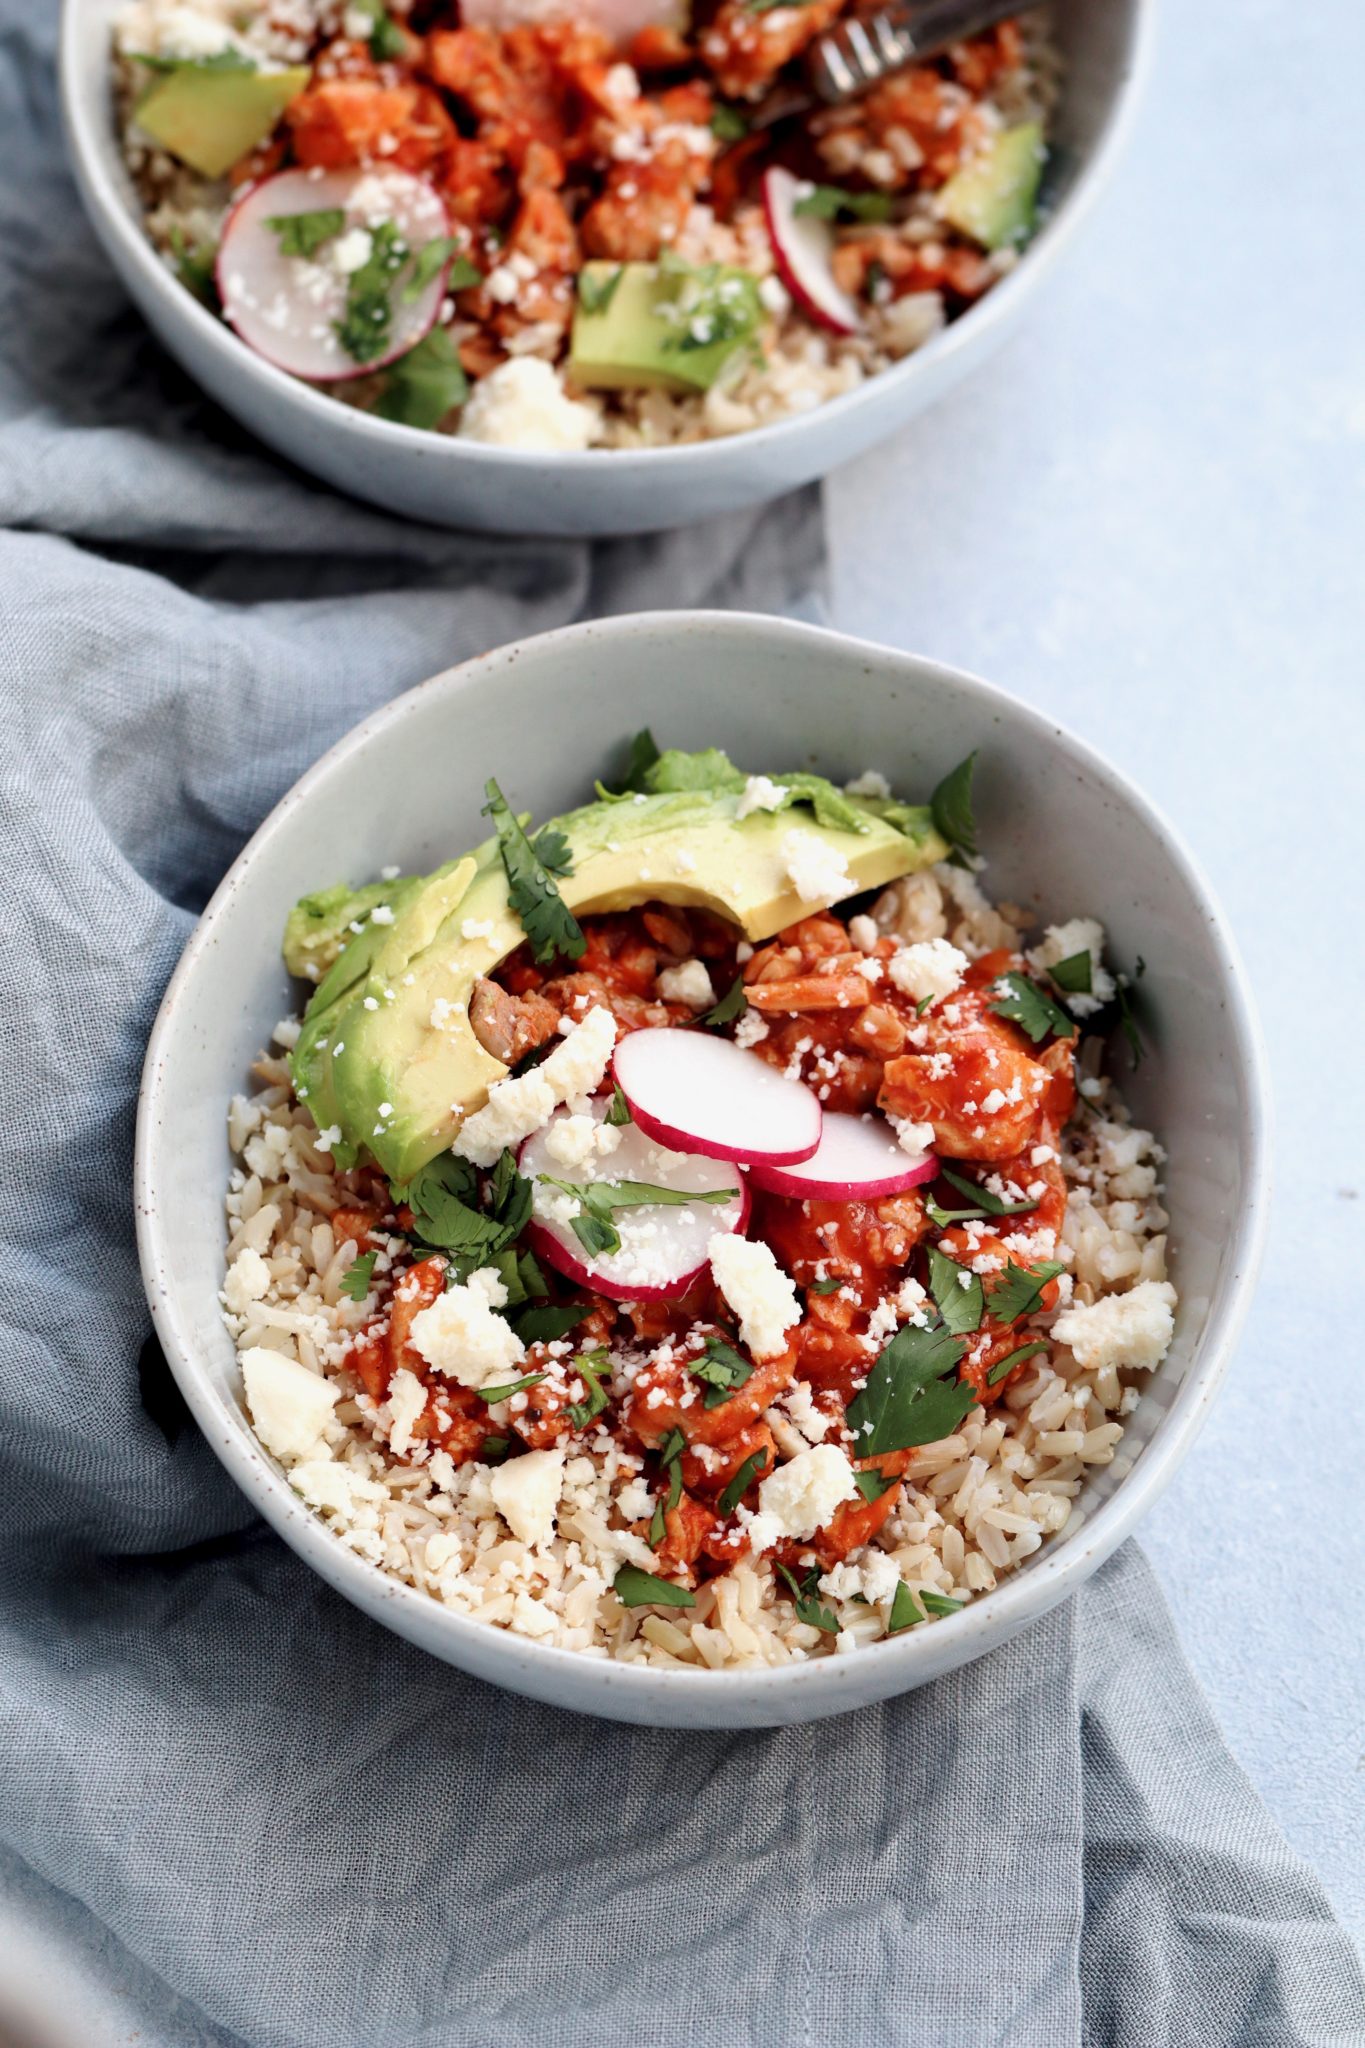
{"left": 831, "top": 0, "right": 1365, "bottom": 1945}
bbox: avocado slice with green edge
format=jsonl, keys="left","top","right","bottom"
{"left": 569, "top": 260, "right": 762, "bottom": 395}
{"left": 939, "top": 123, "right": 1045, "bottom": 251}
{"left": 135, "top": 60, "right": 310, "bottom": 180}
{"left": 287, "top": 771, "right": 948, "bottom": 1183}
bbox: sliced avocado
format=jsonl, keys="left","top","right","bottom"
{"left": 283, "top": 878, "right": 421, "bottom": 984}
{"left": 135, "top": 60, "right": 310, "bottom": 179}
{"left": 289, "top": 790, "right": 948, "bottom": 1183}
{"left": 939, "top": 122, "right": 1045, "bottom": 251}
{"left": 570, "top": 261, "right": 761, "bottom": 395}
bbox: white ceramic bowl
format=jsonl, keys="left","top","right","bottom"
{"left": 136, "top": 611, "right": 1270, "bottom": 1727}
{"left": 62, "top": 0, "right": 1151, "bottom": 536}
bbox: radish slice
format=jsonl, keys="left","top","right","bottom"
{"left": 762, "top": 166, "right": 861, "bottom": 337}
{"left": 217, "top": 168, "right": 452, "bottom": 382}
{"left": 613, "top": 1028, "right": 821, "bottom": 1166}
{"left": 748, "top": 1113, "right": 938, "bottom": 1200}
{"left": 519, "top": 1103, "right": 749, "bottom": 1302}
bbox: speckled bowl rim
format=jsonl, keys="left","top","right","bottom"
{"left": 135, "top": 612, "right": 1271, "bottom": 1723}
{"left": 61, "top": 0, "right": 1156, "bottom": 479}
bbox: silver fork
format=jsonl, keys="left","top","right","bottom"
{"left": 751, "top": 0, "right": 1040, "bottom": 128}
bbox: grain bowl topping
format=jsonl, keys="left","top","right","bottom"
{"left": 114, "top": 0, "right": 1059, "bottom": 447}
{"left": 223, "top": 738, "right": 1174, "bottom": 1667}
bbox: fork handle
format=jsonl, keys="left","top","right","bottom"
{"left": 807, "top": 0, "right": 1032, "bottom": 105}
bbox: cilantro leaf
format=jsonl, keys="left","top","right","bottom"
{"left": 1117, "top": 956, "right": 1147, "bottom": 1068}
{"left": 375, "top": 325, "right": 469, "bottom": 431}
{"left": 988, "top": 970, "right": 1077, "bottom": 1045}
{"left": 711, "top": 102, "right": 748, "bottom": 140}
{"left": 888, "top": 1582, "right": 964, "bottom": 1632}
{"left": 614, "top": 1564, "right": 695, "bottom": 1609}
{"left": 649, "top": 1438, "right": 684, "bottom": 1547}
{"left": 478, "top": 1370, "right": 549, "bottom": 1404}
{"left": 512, "top": 1302, "right": 588, "bottom": 1345}
{"left": 985, "top": 1340, "right": 1049, "bottom": 1387}
{"left": 936, "top": 1165, "right": 1039, "bottom": 1218}
{"left": 927, "top": 1244, "right": 984, "bottom": 1335}
{"left": 810, "top": 1277, "right": 842, "bottom": 1296}
{"left": 605, "top": 1082, "right": 633, "bottom": 1127}
{"left": 481, "top": 1434, "right": 511, "bottom": 1463}
{"left": 335, "top": 218, "right": 410, "bottom": 364}
{"left": 719, "top": 1446, "right": 769, "bottom": 1515}
{"left": 985, "top": 1260, "right": 1065, "bottom": 1324}
{"left": 769, "top": 771, "right": 871, "bottom": 834}
{"left": 530, "top": 824, "right": 574, "bottom": 878}
{"left": 567, "top": 1347, "right": 611, "bottom": 1429}
{"left": 167, "top": 225, "right": 218, "bottom": 304}
{"left": 539, "top": 1177, "right": 738, "bottom": 1260}
{"left": 604, "top": 728, "right": 661, "bottom": 795}
{"left": 344, "top": 0, "right": 407, "bottom": 60}
{"left": 930, "top": 751, "right": 978, "bottom": 867}
{"left": 579, "top": 264, "right": 626, "bottom": 315}
{"left": 339, "top": 1249, "right": 377, "bottom": 1302}
{"left": 688, "top": 1335, "right": 754, "bottom": 1410}
{"left": 1048, "top": 949, "right": 1093, "bottom": 996}
{"left": 853, "top": 1468, "right": 894, "bottom": 1503}
{"left": 644, "top": 746, "right": 747, "bottom": 796}
{"left": 845, "top": 1320, "right": 974, "bottom": 1456}
{"left": 792, "top": 183, "right": 894, "bottom": 224}
{"left": 399, "top": 236, "right": 473, "bottom": 304}
{"left": 777, "top": 1563, "right": 839, "bottom": 1634}
{"left": 695, "top": 974, "right": 747, "bottom": 1031}
{"left": 391, "top": 1155, "right": 500, "bottom": 1258}
{"left": 266, "top": 207, "right": 345, "bottom": 260}
{"left": 483, "top": 778, "right": 585, "bottom": 965}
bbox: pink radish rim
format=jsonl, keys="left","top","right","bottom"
{"left": 520, "top": 1174, "right": 751, "bottom": 1304}
{"left": 761, "top": 166, "right": 860, "bottom": 338}
{"left": 216, "top": 169, "right": 453, "bottom": 384}
{"left": 749, "top": 1146, "right": 939, "bottom": 1200}
{"left": 611, "top": 1032, "right": 823, "bottom": 1167}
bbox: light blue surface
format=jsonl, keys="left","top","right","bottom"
{"left": 829, "top": 0, "right": 1365, "bottom": 1951}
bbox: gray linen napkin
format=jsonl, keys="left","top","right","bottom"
{"left": 2, "top": 6, "right": 1364, "bottom": 2046}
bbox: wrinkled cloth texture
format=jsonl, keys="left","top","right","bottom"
{"left": 2, "top": 6, "right": 1365, "bottom": 2048}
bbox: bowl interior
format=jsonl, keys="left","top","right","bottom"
{"left": 138, "top": 614, "right": 1268, "bottom": 1727}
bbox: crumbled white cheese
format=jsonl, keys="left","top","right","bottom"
{"left": 490, "top": 1447, "right": 565, "bottom": 1548}
{"left": 118, "top": 2, "right": 241, "bottom": 61}
{"left": 1052, "top": 1280, "right": 1176, "bottom": 1373}
{"left": 889, "top": 1114, "right": 936, "bottom": 1157}
{"left": 782, "top": 830, "right": 851, "bottom": 908}
{"left": 331, "top": 228, "right": 373, "bottom": 275}
{"left": 736, "top": 774, "right": 789, "bottom": 820}
{"left": 1026, "top": 916, "right": 1116, "bottom": 1019}
{"left": 241, "top": 1348, "right": 339, "bottom": 1464}
{"left": 709, "top": 1235, "right": 800, "bottom": 1359}
{"left": 408, "top": 1268, "right": 526, "bottom": 1391}
{"left": 542, "top": 1112, "right": 601, "bottom": 1173}
{"left": 455, "top": 1005, "right": 616, "bottom": 1165}
{"left": 384, "top": 1366, "right": 428, "bottom": 1458}
{"left": 457, "top": 358, "right": 598, "bottom": 452}
{"left": 289, "top": 1458, "right": 387, "bottom": 1519}
{"left": 747, "top": 1445, "right": 858, "bottom": 1552}
{"left": 887, "top": 938, "right": 968, "bottom": 1004}
{"left": 734, "top": 1009, "right": 769, "bottom": 1049}
{"left": 222, "top": 1246, "right": 270, "bottom": 1315}
{"left": 657, "top": 958, "right": 715, "bottom": 1010}
{"left": 848, "top": 914, "right": 879, "bottom": 954}
{"left": 844, "top": 769, "right": 891, "bottom": 800}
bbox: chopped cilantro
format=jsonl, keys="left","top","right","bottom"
{"left": 614, "top": 1563, "right": 695, "bottom": 1609}
{"left": 344, "top": 0, "right": 407, "bottom": 60}
{"left": 845, "top": 1319, "right": 974, "bottom": 1456}
{"left": 985, "top": 1260, "right": 1065, "bottom": 1323}
{"left": 167, "top": 225, "right": 217, "bottom": 304}
{"left": 688, "top": 1335, "right": 754, "bottom": 1410}
{"left": 266, "top": 207, "right": 345, "bottom": 260}
{"left": 988, "top": 970, "right": 1077, "bottom": 1045}
{"left": 777, "top": 1563, "right": 838, "bottom": 1634}
{"left": 375, "top": 327, "right": 469, "bottom": 430}
{"left": 605, "top": 1082, "right": 633, "bottom": 1127}
{"left": 792, "top": 184, "right": 894, "bottom": 224}
{"left": 1048, "top": 949, "right": 1093, "bottom": 996}
{"left": 339, "top": 1249, "right": 377, "bottom": 1302}
{"left": 930, "top": 751, "right": 978, "bottom": 868}
{"left": 985, "top": 1340, "right": 1049, "bottom": 1387}
{"left": 539, "top": 1177, "right": 738, "bottom": 1260}
{"left": 927, "top": 1244, "right": 984, "bottom": 1335}
{"left": 696, "top": 974, "right": 748, "bottom": 1031}
{"left": 399, "top": 236, "right": 478, "bottom": 304}
{"left": 530, "top": 823, "right": 574, "bottom": 877}
{"left": 604, "top": 728, "right": 661, "bottom": 795}
{"left": 335, "top": 218, "right": 409, "bottom": 364}
{"left": 483, "top": 777, "right": 585, "bottom": 965}
{"left": 567, "top": 1347, "right": 611, "bottom": 1429}
{"left": 888, "top": 1582, "right": 963, "bottom": 1632}
{"left": 853, "top": 1468, "right": 894, "bottom": 1503}
{"left": 511, "top": 1301, "right": 589, "bottom": 1345}
{"left": 481, "top": 1434, "right": 511, "bottom": 1463}
{"left": 810, "top": 1277, "right": 842, "bottom": 1296}
{"left": 719, "top": 1446, "right": 769, "bottom": 1515}
{"left": 478, "top": 1370, "right": 549, "bottom": 1404}
{"left": 934, "top": 1166, "right": 1039, "bottom": 1220}
{"left": 579, "top": 264, "right": 626, "bottom": 315}
{"left": 649, "top": 1430, "right": 685, "bottom": 1547}
{"left": 710, "top": 102, "right": 749, "bottom": 141}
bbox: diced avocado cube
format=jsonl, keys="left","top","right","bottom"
{"left": 569, "top": 259, "right": 761, "bottom": 395}
{"left": 135, "top": 61, "right": 310, "bottom": 180}
{"left": 939, "top": 122, "right": 1045, "bottom": 251}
